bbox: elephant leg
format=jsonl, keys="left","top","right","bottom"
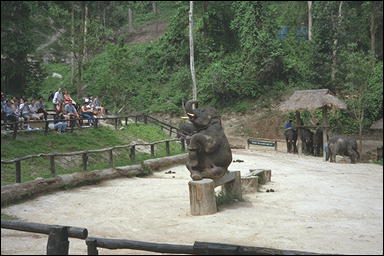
{"left": 200, "top": 165, "right": 227, "bottom": 180}
{"left": 286, "top": 139, "right": 291, "bottom": 153}
{"left": 348, "top": 149, "right": 358, "bottom": 163}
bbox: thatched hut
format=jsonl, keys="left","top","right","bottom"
{"left": 278, "top": 89, "right": 347, "bottom": 159}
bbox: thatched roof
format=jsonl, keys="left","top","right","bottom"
{"left": 278, "top": 89, "right": 347, "bottom": 112}
{"left": 370, "top": 118, "right": 383, "bottom": 130}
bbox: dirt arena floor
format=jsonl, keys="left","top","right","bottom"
{"left": 1, "top": 148, "right": 383, "bottom": 255}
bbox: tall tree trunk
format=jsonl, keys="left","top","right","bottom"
{"left": 153, "top": 1, "right": 159, "bottom": 33}
{"left": 370, "top": 2, "right": 379, "bottom": 57}
{"left": 307, "top": 1, "right": 313, "bottom": 40}
{"left": 128, "top": 8, "right": 134, "bottom": 33}
{"left": 83, "top": 3, "right": 88, "bottom": 63}
{"left": 71, "top": 2, "right": 75, "bottom": 88}
{"left": 331, "top": 1, "right": 343, "bottom": 82}
{"left": 189, "top": 1, "right": 197, "bottom": 101}
{"left": 359, "top": 108, "right": 364, "bottom": 157}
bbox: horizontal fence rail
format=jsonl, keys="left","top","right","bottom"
{"left": 2, "top": 219, "right": 325, "bottom": 255}
{"left": 1, "top": 138, "right": 185, "bottom": 184}
{"left": 1, "top": 114, "right": 182, "bottom": 139}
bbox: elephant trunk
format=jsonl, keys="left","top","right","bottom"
{"left": 184, "top": 100, "right": 198, "bottom": 114}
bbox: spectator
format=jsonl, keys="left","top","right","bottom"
{"left": 3, "top": 100, "right": 19, "bottom": 129}
{"left": 53, "top": 113, "right": 68, "bottom": 134}
{"left": 91, "top": 95, "right": 105, "bottom": 117}
{"left": 36, "top": 97, "right": 48, "bottom": 120}
{"left": 29, "top": 99, "right": 44, "bottom": 120}
{"left": 63, "top": 91, "right": 80, "bottom": 121}
{"left": 52, "top": 88, "right": 63, "bottom": 113}
{"left": 80, "top": 101, "right": 96, "bottom": 126}
{"left": 19, "top": 99, "right": 32, "bottom": 130}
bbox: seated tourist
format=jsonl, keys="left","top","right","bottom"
{"left": 19, "top": 99, "right": 32, "bottom": 130}
{"left": 53, "top": 113, "right": 67, "bottom": 134}
{"left": 29, "top": 99, "right": 44, "bottom": 120}
{"left": 80, "top": 101, "right": 96, "bottom": 126}
{"left": 36, "top": 97, "right": 48, "bottom": 120}
{"left": 90, "top": 95, "right": 105, "bottom": 117}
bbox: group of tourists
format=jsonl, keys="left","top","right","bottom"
{"left": 1, "top": 91, "right": 48, "bottom": 130}
{"left": 1, "top": 89, "right": 106, "bottom": 134}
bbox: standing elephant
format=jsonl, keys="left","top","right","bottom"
{"left": 184, "top": 100, "right": 232, "bottom": 180}
{"left": 284, "top": 128, "right": 298, "bottom": 153}
{"left": 326, "top": 136, "right": 359, "bottom": 163}
{"left": 299, "top": 128, "right": 314, "bottom": 155}
{"left": 313, "top": 127, "right": 323, "bottom": 157}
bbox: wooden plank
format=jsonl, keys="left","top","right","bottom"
{"left": 1, "top": 220, "right": 88, "bottom": 239}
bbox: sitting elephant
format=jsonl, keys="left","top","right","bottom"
{"left": 284, "top": 128, "right": 297, "bottom": 153}
{"left": 299, "top": 128, "right": 314, "bottom": 155}
{"left": 184, "top": 100, "right": 232, "bottom": 180}
{"left": 326, "top": 135, "right": 359, "bottom": 163}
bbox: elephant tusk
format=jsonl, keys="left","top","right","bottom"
{"left": 181, "top": 116, "right": 189, "bottom": 119}
{"left": 187, "top": 113, "right": 195, "bottom": 117}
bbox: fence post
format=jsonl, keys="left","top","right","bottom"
{"left": 181, "top": 138, "right": 185, "bottom": 152}
{"left": 82, "top": 152, "right": 88, "bottom": 171}
{"left": 46, "top": 226, "right": 69, "bottom": 255}
{"left": 114, "top": 118, "right": 118, "bottom": 130}
{"left": 130, "top": 145, "right": 136, "bottom": 160}
{"left": 50, "top": 155, "right": 56, "bottom": 177}
{"left": 135, "top": 116, "right": 138, "bottom": 123}
{"left": 86, "top": 238, "right": 99, "bottom": 255}
{"left": 109, "top": 149, "right": 113, "bottom": 168}
{"left": 169, "top": 127, "right": 172, "bottom": 136}
{"left": 15, "top": 160, "right": 21, "bottom": 183}
{"left": 143, "top": 115, "right": 147, "bottom": 124}
{"left": 45, "top": 120, "right": 49, "bottom": 134}
{"left": 165, "top": 141, "right": 170, "bottom": 155}
{"left": 150, "top": 144, "right": 155, "bottom": 157}
{"left": 125, "top": 117, "right": 128, "bottom": 126}
{"left": 13, "top": 121, "right": 18, "bottom": 139}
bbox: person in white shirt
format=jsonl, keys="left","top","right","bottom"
{"left": 52, "top": 88, "right": 63, "bottom": 113}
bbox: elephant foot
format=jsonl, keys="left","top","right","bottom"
{"left": 190, "top": 170, "right": 202, "bottom": 180}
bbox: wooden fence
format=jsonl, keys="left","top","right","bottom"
{"left": 1, "top": 138, "right": 186, "bottom": 184}
{"left": 1, "top": 114, "right": 181, "bottom": 139}
{"left": 2, "top": 219, "right": 323, "bottom": 255}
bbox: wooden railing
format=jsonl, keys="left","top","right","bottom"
{"left": 1, "top": 138, "right": 186, "bottom": 184}
{"left": 1, "top": 114, "right": 181, "bottom": 139}
{"left": 2, "top": 219, "right": 323, "bottom": 255}
{"left": 1, "top": 220, "right": 88, "bottom": 255}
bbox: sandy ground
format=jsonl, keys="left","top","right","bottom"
{"left": 1, "top": 148, "right": 383, "bottom": 255}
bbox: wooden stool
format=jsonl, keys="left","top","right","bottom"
{"left": 188, "top": 171, "right": 242, "bottom": 216}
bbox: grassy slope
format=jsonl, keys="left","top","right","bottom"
{"left": 1, "top": 123, "right": 183, "bottom": 186}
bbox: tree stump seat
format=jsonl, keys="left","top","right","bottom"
{"left": 188, "top": 171, "right": 242, "bottom": 216}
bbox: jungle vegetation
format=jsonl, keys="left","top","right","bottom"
{"left": 1, "top": 1, "right": 383, "bottom": 134}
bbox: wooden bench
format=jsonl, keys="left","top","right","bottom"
{"left": 188, "top": 171, "right": 242, "bottom": 216}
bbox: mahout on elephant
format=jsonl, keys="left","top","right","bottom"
{"left": 326, "top": 135, "right": 359, "bottom": 163}
{"left": 313, "top": 126, "right": 323, "bottom": 157}
{"left": 284, "top": 128, "right": 298, "bottom": 153}
{"left": 183, "top": 100, "right": 232, "bottom": 180}
{"left": 299, "top": 127, "right": 314, "bottom": 155}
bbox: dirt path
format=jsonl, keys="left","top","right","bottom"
{"left": 1, "top": 149, "right": 383, "bottom": 255}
